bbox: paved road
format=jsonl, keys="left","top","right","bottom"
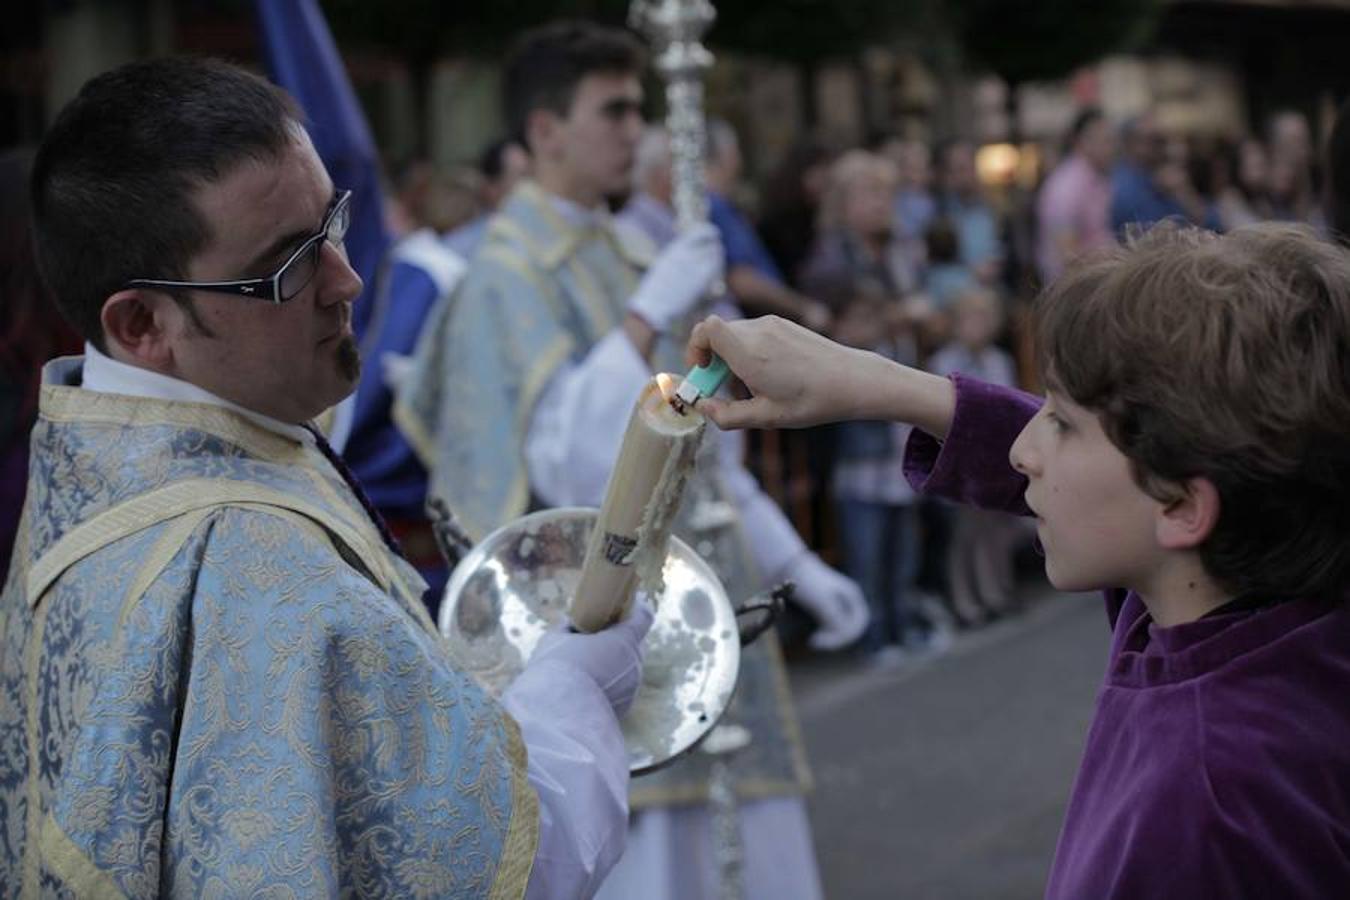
{"left": 788, "top": 589, "right": 1109, "bottom": 899}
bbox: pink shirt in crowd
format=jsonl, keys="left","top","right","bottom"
{"left": 1035, "top": 154, "right": 1115, "bottom": 284}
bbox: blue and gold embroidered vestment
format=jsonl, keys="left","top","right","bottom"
{"left": 0, "top": 361, "right": 537, "bottom": 898}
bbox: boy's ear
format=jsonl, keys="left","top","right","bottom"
{"left": 1156, "top": 476, "right": 1220, "bottom": 551}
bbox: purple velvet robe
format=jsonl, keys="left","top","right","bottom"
{"left": 905, "top": 374, "right": 1350, "bottom": 898}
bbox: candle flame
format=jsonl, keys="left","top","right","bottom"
{"left": 654, "top": 372, "right": 678, "bottom": 401}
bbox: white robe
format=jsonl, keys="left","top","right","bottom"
{"left": 525, "top": 332, "right": 825, "bottom": 900}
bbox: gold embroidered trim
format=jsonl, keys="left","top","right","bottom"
{"left": 117, "top": 508, "right": 214, "bottom": 632}
{"left": 27, "top": 479, "right": 392, "bottom": 607}
{"left": 564, "top": 251, "right": 623, "bottom": 345}
{"left": 299, "top": 467, "right": 398, "bottom": 589}
{"left": 488, "top": 712, "right": 540, "bottom": 900}
{"left": 489, "top": 214, "right": 560, "bottom": 270}
{"left": 505, "top": 182, "right": 579, "bottom": 268}
{"left": 39, "top": 386, "right": 305, "bottom": 466}
{"left": 762, "top": 629, "right": 816, "bottom": 793}
{"left": 629, "top": 775, "right": 808, "bottom": 810}
{"left": 725, "top": 499, "right": 815, "bottom": 792}
{"left": 20, "top": 591, "right": 51, "bottom": 896}
{"left": 478, "top": 243, "right": 563, "bottom": 306}
{"left": 39, "top": 813, "right": 128, "bottom": 898}
{"left": 486, "top": 336, "right": 574, "bottom": 539}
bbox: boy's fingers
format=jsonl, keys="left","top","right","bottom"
{"left": 685, "top": 315, "right": 720, "bottom": 367}
{"left": 703, "top": 394, "right": 776, "bottom": 431}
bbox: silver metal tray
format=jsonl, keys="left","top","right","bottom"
{"left": 438, "top": 507, "right": 740, "bottom": 774}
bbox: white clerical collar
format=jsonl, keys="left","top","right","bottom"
{"left": 80, "top": 342, "right": 313, "bottom": 446}
{"left": 548, "top": 192, "right": 608, "bottom": 229}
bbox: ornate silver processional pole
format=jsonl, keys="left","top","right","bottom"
{"left": 630, "top": 0, "right": 715, "bottom": 232}
{"left": 630, "top": 5, "right": 746, "bottom": 899}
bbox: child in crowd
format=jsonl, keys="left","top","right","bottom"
{"left": 686, "top": 222, "right": 1350, "bottom": 896}
{"left": 927, "top": 288, "right": 1026, "bottom": 626}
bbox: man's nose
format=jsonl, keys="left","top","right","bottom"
{"left": 317, "top": 240, "right": 363, "bottom": 307}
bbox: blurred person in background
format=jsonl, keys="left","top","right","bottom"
{"left": 1327, "top": 97, "right": 1350, "bottom": 246}
{"left": 882, "top": 136, "right": 938, "bottom": 248}
{"left": 1268, "top": 155, "right": 1322, "bottom": 226}
{"left": 1110, "top": 111, "right": 1217, "bottom": 235}
{"left": 1036, "top": 107, "right": 1116, "bottom": 284}
{"left": 801, "top": 149, "right": 943, "bottom": 663}
{"left": 1267, "top": 109, "right": 1314, "bottom": 180}
{"left": 617, "top": 125, "right": 678, "bottom": 247}
{"left": 442, "top": 136, "right": 532, "bottom": 260}
{"left": 927, "top": 287, "right": 1025, "bottom": 627}
{"left": 934, "top": 138, "right": 1006, "bottom": 286}
{"left": 758, "top": 139, "right": 834, "bottom": 284}
{"left": 390, "top": 157, "right": 483, "bottom": 238}
{"left": 1204, "top": 137, "right": 1272, "bottom": 231}
{"left": 0, "top": 148, "right": 80, "bottom": 585}
{"left": 706, "top": 118, "right": 831, "bottom": 331}
{"left": 753, "top": 138, "right": 844, "bottom": 583}
{"left": 922, "top": 216, "right": 978, "bottom": 316}
{"left": 1264, "top": 108, "right": 1321, "bottom": 227}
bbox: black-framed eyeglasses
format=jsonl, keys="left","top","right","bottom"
{"left": 124, "top": 189, "right": 353, "bottom": 304}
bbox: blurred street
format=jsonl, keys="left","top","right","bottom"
{"left": 791, "top": 586, "right": 1108, "bottom": 899}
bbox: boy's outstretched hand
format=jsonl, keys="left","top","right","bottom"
{"left": 685, "top": 314, "right": 957, "bottom": 438}
{"left": 685, "top": 314, "right": 869, "bottom": 430}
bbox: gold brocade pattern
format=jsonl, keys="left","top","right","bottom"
{"left": 0, "top": 375, "right": 537, "bottom": 899}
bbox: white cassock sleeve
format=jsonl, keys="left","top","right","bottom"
{"left": 711, "top": 427, "right": 808, "bottom": 584}
{"left": 502, "top": 660, "right": 631, "bottom": 900}
{"left": 525, "top": 328, "right": 809, "bottom": 590}
{"left": 525, "top": 329, "right": 650, "bottom": 508}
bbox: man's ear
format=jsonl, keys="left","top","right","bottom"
{"left": 525, "top": 108, "right": 560, "bottom": 160}
{"left": 100, "top": 289, "right": 175, "bottom": 370}
{"left": 1156, "top": 476, "right": 1220, "bottom": 551}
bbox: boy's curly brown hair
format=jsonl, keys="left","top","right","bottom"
{"left": 1037, "top": 222, "right": 1350, "bottom": 601}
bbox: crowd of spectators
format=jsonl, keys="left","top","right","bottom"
{"left": 620, "top": 105, "right": 1337, "bottom": 665}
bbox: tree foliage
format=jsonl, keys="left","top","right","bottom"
{"left": 318, "top": 0, "right": 1161, "bottom": 84}
{"left": 319, "top": 0, "right": 925, "bottom": 63}
{"left": 945, "top": 0, "right": 1162, "bottom": 85}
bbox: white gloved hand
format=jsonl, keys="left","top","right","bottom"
{"left": 786, "top": 554, "right": 870, "bottom": 651}
{"left": 627, "top": 223, "right": 725, "bottom": 333}
{"left": 530, "top": 599, "right": 655, "bottom": 716}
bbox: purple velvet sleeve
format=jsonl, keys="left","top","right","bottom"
{"left": 902, "top": 373, "right": 1040, "bottom": 516}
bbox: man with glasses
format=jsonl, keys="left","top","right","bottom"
{"left": 1, "top": 57, "right": 650, "bottom": 898}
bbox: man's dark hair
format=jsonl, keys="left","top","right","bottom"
{"left": 503, "top": 21, "right": 646, "bottom": 153}
{"left": 31, "top": 57, "right": 300, "bottom": 352}
{"left": 478, "top": 137, "right": 521, "bottom": 181}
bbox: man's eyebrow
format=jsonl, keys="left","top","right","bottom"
{"left": 241, "top": 189, "right": 338, "bottom": 274}
{"left": 601, "top": 96, "right": 642, "bottom": 113}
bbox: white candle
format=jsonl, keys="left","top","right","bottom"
{"left": 570, "top": 373, "right": 705, "bottom": 632}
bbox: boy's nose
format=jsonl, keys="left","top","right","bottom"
{"left": 1009, "top": 420, "right": 1037, "bottom": 477}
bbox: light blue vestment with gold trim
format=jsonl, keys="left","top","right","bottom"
{"left": 0, "top": 359, "right": 537, "bottom": 898}
{"left": 395, "top": 181, "right": 650, "bottom": 543}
